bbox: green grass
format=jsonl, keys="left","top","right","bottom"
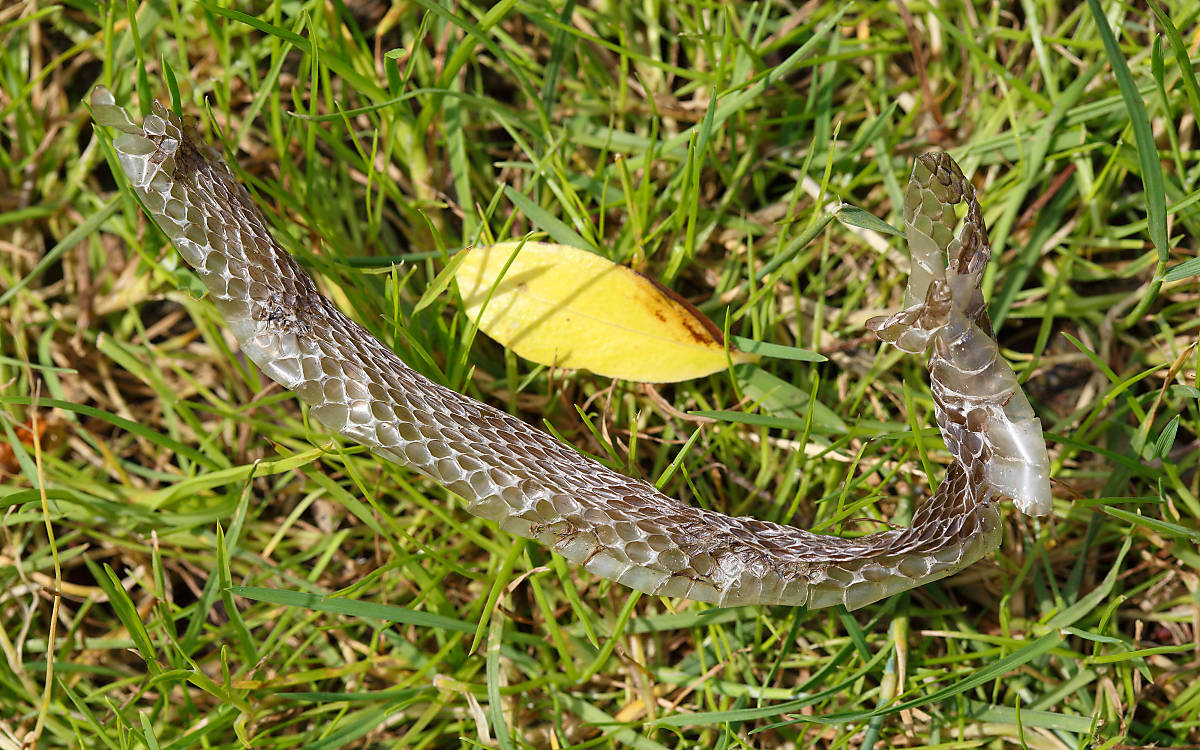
{"left": 2, "top": 0, "right": 1199, "bottom": 747}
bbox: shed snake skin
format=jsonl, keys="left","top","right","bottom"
{"left": 91, "top": 87, "right": 1052, "bottom": 609}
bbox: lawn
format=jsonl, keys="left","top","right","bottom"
{"left": 1, "top": 1, "right": 1198, "bottom": 748}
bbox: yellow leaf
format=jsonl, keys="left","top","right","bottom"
{"left": 455, "top": 241, "right": 757, "bottom": 383}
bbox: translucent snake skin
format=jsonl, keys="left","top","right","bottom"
{"left": 91, "top": 87, "right": 1052, "bottom": 609}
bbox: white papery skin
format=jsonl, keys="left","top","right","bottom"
{"left": 92, "top": 87, "right": 1052, "bottom": 609}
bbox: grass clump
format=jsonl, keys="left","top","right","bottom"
{"left": 2, "top": 1, "right": 1199, "bottom": 748}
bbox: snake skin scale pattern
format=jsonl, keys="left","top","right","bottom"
{"left": 91, "top": 87, "right": 1052, "bottom": 609}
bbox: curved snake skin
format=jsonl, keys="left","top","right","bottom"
{"left": 91, "top": 87, "right": 1052, "bottom": 609}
